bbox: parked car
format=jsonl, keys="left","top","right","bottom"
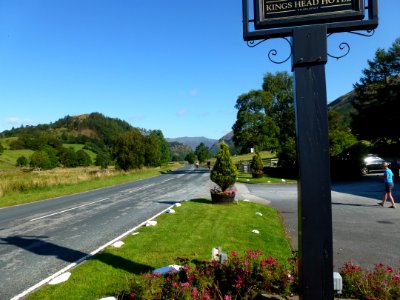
{"left": 362, "top": 155, "right": 386, "bottom": 175}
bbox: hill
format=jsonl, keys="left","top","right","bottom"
{"left": 0, "top": 113, "right": 134, "bottom": 151}
{"left": 166, "top": 137, "right": 217, "bottom": 150}
{"left": 328, "top": 90, "right": 356, "bottom": 125}
{"left": 209, "top": 131, "right": 238, "bottom": 155}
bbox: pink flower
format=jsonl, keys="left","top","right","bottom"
{"left": 191, "top": 288, "right": 198, "bottom": 296}
{"left": 181, "top": 282, "right": 190, "bottom": 288}
{"left": 230, "top": 251, "right": 238, "bottom": 257}
{"left": 386, "top": 266, "right": 393, "bottom": 273}
{"left": 129, "top": 294, "right": 136, "bottom": 299}
{"left": 172, "top": 282, "right": 178, "bottom": 287}
{"left": 224, "top": 295, "right": 231, "bottom": 300}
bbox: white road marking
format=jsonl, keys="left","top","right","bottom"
{"left": 29, "top": 198, "right": 110, "bottom": 222}
{"left": 12, "top": 203, "right": 178, "bottom": 300}
{"left": 29, "top": 184, "right": 157, "bottom": 222}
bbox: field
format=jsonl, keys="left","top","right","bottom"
{"left": 0, "top": 165, "right": 182, "bottom": 207}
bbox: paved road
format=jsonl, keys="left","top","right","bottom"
{"left": 242, "top": 173, "right": 400, "bottom": 271}
{"left": 0, "top": 165, "right": 213, "bottom": 300}
{"left": 2, "top": 167, "right": 399, "bottom": 299}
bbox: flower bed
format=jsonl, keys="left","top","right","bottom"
{"left": 122, "top": 250, "right": 297, "bottom": 299}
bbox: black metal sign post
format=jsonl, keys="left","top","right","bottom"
{"left": 292, "top": 24, "right": 333, "bottom": 299}
{"left": 242, "top": 0, "right": 378, "bottom": 299}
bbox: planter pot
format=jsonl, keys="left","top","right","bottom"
{"left": 210, "top": 190, "right": 235, "bottom": 204}
{"left": 252, "top": 172, "right": 264, "bottom": 178}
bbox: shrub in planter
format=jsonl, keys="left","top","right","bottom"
{"left": 251, "top": 152, "right": 264, "bottom": 178}
{"left": 210, "top": 141, "right": 238, "bottom": 202}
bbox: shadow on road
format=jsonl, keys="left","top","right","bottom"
{"left": 0, "top": 235, "right": 152, "bottom": 275}
{"left": 164, "top": 169, "right": 210, "bottom": 175}
{"left": 331, "top": 174, "right": 396, "bottom": 202}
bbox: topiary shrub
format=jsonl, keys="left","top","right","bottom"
{"left": 210, "top": 141, "right": 238, "bottom": 193}
{"left": 250, "top": 152, "right": 264, "bottom": 178}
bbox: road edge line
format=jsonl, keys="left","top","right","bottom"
{"left": 10, "top": 202, "right": 179, "bottom": 300}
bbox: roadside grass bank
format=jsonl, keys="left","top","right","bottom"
{"left": 237, "top": 172, "right": 296, "bottom": 184}
{"left": 27, "top": 199, "right": 294, "bottom": 300}
{"left": 0, "top": 164, "right": 182, "bottom": 208}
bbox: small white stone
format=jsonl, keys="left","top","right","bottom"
{"left": 146, "top": 220, "right": 157, "bottom": 226}
{"left": 246, "top": 179, "right": 250, "bottom": 182}
{"left": 49, "top": 272, "right": 71, "bottom": 285}
{"left": 166, "top": 209, "right": 176, "bottom": 213}
{"left": 256, "top": 212, "right": 263, "bottom": 216}
{"left": 175, "top": 203, "right": 182, "bottom": 207}
{"left": 131, "top": 232, "right": 140, "bottom": 236}
{"left": 99, "top": 297, "right": 117, "bottom": 300}
{"left": 243, "top": 199, "right": 250, "bottom": 202}
{"left": 112, "top": 241, "right": 124, "bottom": 248}
{"left": 281, "top": 179, "right": 286, "bottom": 182}
{"left": 251, "top": 229, "right": 260, "bottom": 234}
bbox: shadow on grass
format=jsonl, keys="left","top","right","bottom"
{"left": 0, "top": 235, "right": 152, "bottom": 275}
{"left": 188, "top": 198, "right": 212, "bottom": 204}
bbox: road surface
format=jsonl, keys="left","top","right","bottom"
{"left": 0, "top": 165, "right": 213, "bottom": 300}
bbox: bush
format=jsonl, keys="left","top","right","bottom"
{"left": 16, "top": 155, "right": 29, "bottom": 167}
{"left": 123, "top": 250, "right": 297, "bottom": 299}
{"left": 340, "top": 262, "right": 400, "bottom": 299}
{"left": 210, "top": 141, "right": 238, "bottom": 192}
{"left": 250, "top": 152, "right": 264, "bottom": 174}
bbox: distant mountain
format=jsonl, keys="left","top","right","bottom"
{"left": 166, "top": 137, "right": 217, "bottom": 151}
{"left": 328, "top": 89, "right": 356, "bottom": 126}
{"left": 209, "top": 131, "right": 238, "bottom": 155}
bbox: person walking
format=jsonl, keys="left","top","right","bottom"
{"left": 379, "top": 162, "right": 396, "bottom": 208}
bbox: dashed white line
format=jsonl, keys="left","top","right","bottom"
{"left": 29, "top": 198, "right": 110, "bottom": 222}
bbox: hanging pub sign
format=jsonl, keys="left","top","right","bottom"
{"left": 254, "top": 0, "right": 365, "bottom": 29}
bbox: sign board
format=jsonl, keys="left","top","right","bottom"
{"left": 254, "top": 0, "right": 365, "bottom": 29}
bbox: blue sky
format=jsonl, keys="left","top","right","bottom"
{"left": 0, "top": 1, "right": 398, "bottom": 139}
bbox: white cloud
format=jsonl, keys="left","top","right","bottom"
{"left": 176, "top": 109, "right": 187, "bottom": 116}
{"left": 179, "top": 89, "right": 198, "bottom": 97}
{"left": 6, "top": 117, "right": 35, "bottom": 126}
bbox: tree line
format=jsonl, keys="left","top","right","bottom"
{"left": 231, "top": 37, "right": 400, "bottom": 179}
{"left": 13, "top": 128, "right": 170, "bottom": 171}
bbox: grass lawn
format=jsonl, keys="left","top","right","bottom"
{"left": 27, "top": 199, "right": 293, "bottom": 300}
{"left": 237, "top": 172, "right": 296, "bottom": 184}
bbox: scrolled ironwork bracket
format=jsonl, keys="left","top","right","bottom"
{"left": 327, "top": 29, "right": 375, "bottom": 60}
{"left": 246, "top": 37, "right": 292, "bottom": 64}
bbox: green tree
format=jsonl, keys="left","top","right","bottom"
{"left": 263, "top": 72, "right": 295, "bottom": 156}
{"left": 16, "top": 155, "right": 29, "bottom": 167}
{"left": 328, "top": 110, "right": 357, "bottom": 156}
{"left": 232, "top": 71, "right": 295, "bottom": 155}
{"left": 232, "top": 90, "right": 279, "bottom": 153}
{"left": 210, "top": 141, "right": 238, "bottom": 192}
{"left": 58, "top": 147, "right": 78, "bottom": 167}
{"left": 250, "top": 152, "right": 264, "bottom": 173}
{"left": 76, "top": 149, "right": 92, "bottom": 166}
{"left": 0, "top": 142, "right": 4, "bottom": 154}
{"left": 144, "top": 132, "right": 162, "bottom": 167}
{"left": 41, "top": 145, "right": 60, "bottom": 168}
{"left": 95, "top": 149, "right": 112, "bottom": 169}
{"left": 153, "top": 130, "right": 170, "bottom": 164}
{"left": 185, "top": 152, "right": 196, "bottom": 164}
{"left": 351, "top": 38, "right": 400, "bottom": 147}
{"left": 113, "top": 128, "right": 145, "bottom": 171}
{"left": 194, "top": 143, "right": 211, "bottom": 163}
{"left": 30, "top": 151, "right": 52, "bottom": 170}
